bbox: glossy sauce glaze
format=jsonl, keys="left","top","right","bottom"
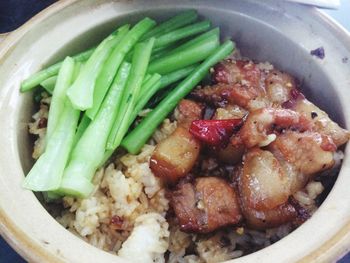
{"left": 150, "top": 59, "right": 350, "bottom": 232}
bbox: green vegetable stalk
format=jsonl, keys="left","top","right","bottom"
{"left": 45, "top": 57, "right": 74, "bottom": 141}
{"left": 147, "top": 33, "right": 219, "bottom": 75}
{"left": 157, "top": 64, "right": 198, "bottom": 90}
{"left": 46, "top": 59, "right": 79, "bottom": 141}
{"left": 40, "top": 76, "right": 57, "bottom": 95}
{"left": 72, "top": 114, "right": 91, "bottom": 148}
{"left": 107, "top": 38, "right": 155, "bottom": 150}
{"left": 20, "top": 48, "right": 94, "bottom": 93}
{"left": 131, "top": 74, "right": 162, "bottom": 123}
{"left": 122, "top": 40, "right": 235, "bottom": 154}
{"left": 167, "top": 27, "right": 220, "bottom": 56}
{"left": 58, "top": 62, "right": 131, "bottom": 197}
{"left": 141, "top": 10, "right": 198, "bottom": 40}
{"left": 66, "top": 24, "right": 130, "bottom": 110}
{"left": 150, "top": 28, "right": 219, "bottom": 61}
{"left": 86, "top": 18, "right": 156, "bottom": 120}
{"left": 132, "top": 64, "right": 198, "bottom": 123}
{"left": 153, "top": 20, "right": 211, "bottom": 49}
{"left": 22, "top": 58, "right": 80, "bottom": 191}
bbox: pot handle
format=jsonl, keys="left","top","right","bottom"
{"left": 0, "top": 33, "right": 9, "bottom": 43}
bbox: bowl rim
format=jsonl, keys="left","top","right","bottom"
{"left": 0, "top": 2, "right": 75, "bottom": 262}
{"left": 1, "top": 1, "right": 350, "bottom": 262}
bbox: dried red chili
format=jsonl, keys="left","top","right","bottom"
{"left": 190, "top": 119, "right": 242, "bottom": 147}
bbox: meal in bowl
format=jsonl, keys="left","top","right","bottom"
{"left": 20, "top": 11, "right": 349, "bottom": 263}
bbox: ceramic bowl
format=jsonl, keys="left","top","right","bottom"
{"left": 0, "top": 0, "right": 350, "bottom": 262}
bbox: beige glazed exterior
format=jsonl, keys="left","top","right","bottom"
{"left": 0, "top": 0, "right": 350, "bottom": 262}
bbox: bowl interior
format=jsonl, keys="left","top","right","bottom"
{"left": 1, "top": 1, "right": 350, "bottom": 263}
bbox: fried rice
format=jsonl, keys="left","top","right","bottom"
{"left": 29, "top": 94, "right": 343, "bottom": 263}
